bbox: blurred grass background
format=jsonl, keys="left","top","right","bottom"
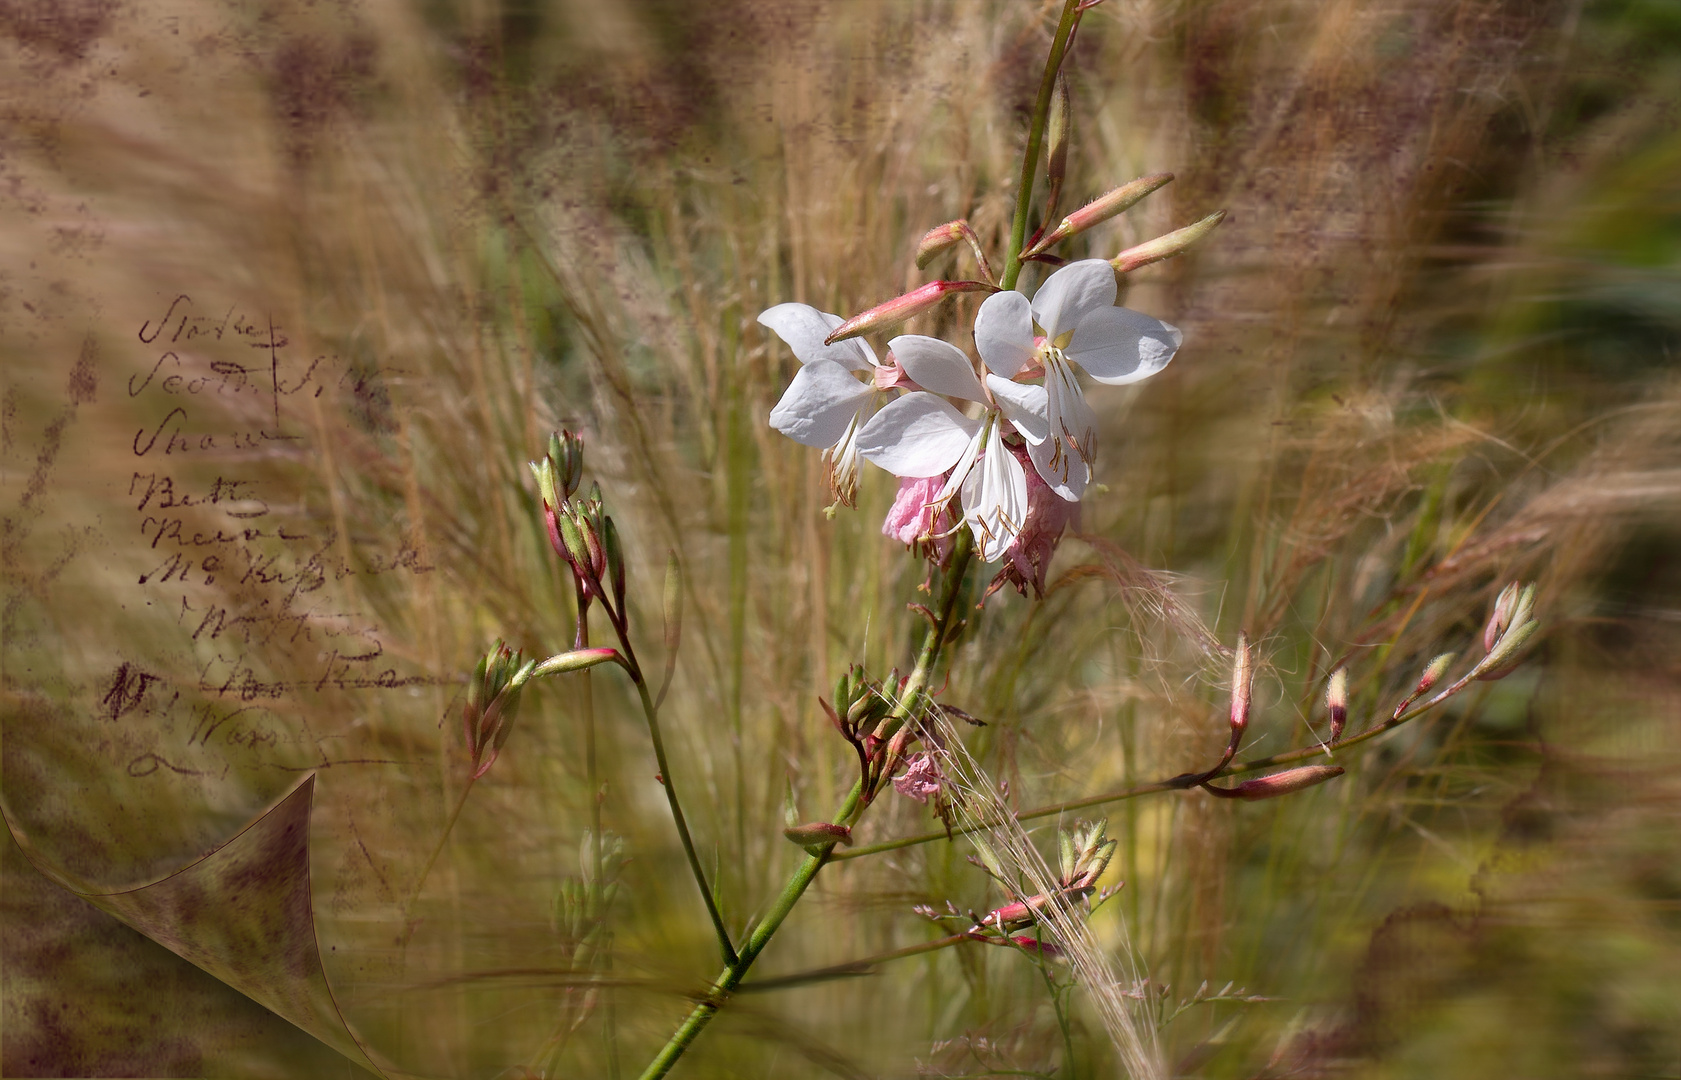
{"left": 3, "top": 0, "right": 1680, "bottom": 1076}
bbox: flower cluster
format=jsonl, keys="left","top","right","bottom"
{"left": 762, "top": 259, "right": 1181, "bottom": 586}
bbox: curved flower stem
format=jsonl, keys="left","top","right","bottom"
{"left": 1001, "top": 0, "right": 1083, "bottom": 293}
{"left": 636, "top": 532, "right": 976, "bottom": 1080}
{"left": 574, "top": 591, "right": 622, "bottom": 1079}
{"left": 584, "top": 581, "right": 737, "bottom": 968}
{"left": 627, "top": 668, "right": 738, "bottom": 968}
{"left": 832, "top": 684, "right": 1467, "bottom": 862}
{"left": 406, "top": 773, "right": 478, "bottom": 912}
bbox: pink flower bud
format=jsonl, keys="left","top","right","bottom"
{"left": 981, "top": 895, "right": 1045, "bottom": 928}
{"left": 1008, "top": 935, "right": 1063, "bottom": 958}
{"left": 1391, "top": 652, "right": 1456, "bottom": 720}
{"left": 1110, "top": 210, "right": 1227, "bottom": 274}
{"left": 529, "top": 647, "right": 621, "bottom": 678}
{"left": 1212, "top": 765, "right": 1344, "bottom": 801}
{"left": 1417, "top": 652, "right": 1455, "bottom": 694}
{"left": 1229, "top": 632, "right": 1254, "bottom": 735}
{"left": 916, "top": 221, "right": 967, "bottom": 266}
{"left": 1023, "top": 173, "right": 1174, "bottom": 257}
{"left": 916, "top": 220, "right": 996, "bottom": 282}
{"left": 824, "top": 280, "right": 998, "bottom": 344}
{"left": 1325, "top": 668, "right": 1349, "bottom": 743}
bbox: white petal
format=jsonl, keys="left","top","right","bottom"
{"left": 1022, "top": 434, "right": 1089, "bottom": 501}
{"left": 961, "top": 424, "right": 1028, "bottom": 563}
{"left": 759, "top": 303, "right": 878, "bottom": 371}
{"left": 769, "top": 361, "right": 875, "bottom": 448}
{"left": 1066, "top": 306, "right": 1182, "bottom": 385}
{"left": 985, "top": 373, "right": 1049, "bottom": 445}
{"left": 889, "top": 335, "right": 987, "bottom": 402}
{"left": 974, "top": 290, "right": 1036, "bottom": 377}
{"left": 1033, "top": 361, "right": 1094, "bottom": 501}
{"left": 856, "top": 392, "right": 981, "bottom": 477}
{"left": 1030, "top": 260, "right": 1117, "bottom": 342}
{"left": 932, "top": 425, "right": 985, "bottom": 511}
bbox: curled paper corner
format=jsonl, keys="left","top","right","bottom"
{"left": 4, "top": 773, "right": 397, "bottom": 1078}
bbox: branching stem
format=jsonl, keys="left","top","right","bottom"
{"left": 635, "top": 533, "right": 976, "bottom": 1080}
{"left": 833, "top": 680, "right": 1472, "bottom": 861}
{"left": 628, "top": 668, "right": 738, "bottom": 968}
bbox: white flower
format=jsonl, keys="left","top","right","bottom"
{"left": 854, "top": 334, "right": 1048, "bottom": 563}
{"left": 974, "top": 259, "right": 1181, "bottom": 501}
{"left": 760, "top": 303, "right": 886, "bottom": 507}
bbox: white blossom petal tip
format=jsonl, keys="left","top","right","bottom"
{"left": 1030, "top": 259, "right": 1118, "bottom": 342}
{"left": 888, "top": 335, "right": 987, "bottom": 403}
{"left": 759, "top": 303, "right": 877, "bottom": 371}
{"left": 1067, "top": 307, "right": 1181, "bottom": 385}
{"left": 974, "top": 290, "right": 1036, "bottom": 378}
{"left": 768, "top": 361, "right": 876, "bottom": 448}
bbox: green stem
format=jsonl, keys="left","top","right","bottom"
{"left": 407, "top": 774, "right": 477, "bottom": 912}
{"left": 1036, "top": 931, "right": 1077, "bottom": 1079}
{"left": 739, "top": 933, "right": 971, "bottom": 993}
{"left": 576, "top": 597, "right": 621, "bottom": 1080}
{"left": 1001, "top": 0, "right": 1083, "bottom": 292}
{"left": 636, "top": 534, "right": 976, "bottom": 1080}
{"left": 629, "top": 670, "right": 738, "bottom": 968}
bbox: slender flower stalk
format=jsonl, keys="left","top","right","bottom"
{"left": 1002, "top": 0, "right": 1084, "bottom": 293}
{"left": 636, "top": 531, "right": 976, "bottom": 1080}
{"left": 574, "top": 578, "right": 616, "bottom": 1078}
{"left": 617, "top": 631, "right": 738, "bottom": 969}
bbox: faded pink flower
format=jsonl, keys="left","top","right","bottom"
{"left": 990, "top": 441, "right": 1079, "bottom": 599}
{"left": 892, "top": 752, "right": 945, "bottom": 804}
{"left": 882, "top": 475, "right": 956, "bottom": 565}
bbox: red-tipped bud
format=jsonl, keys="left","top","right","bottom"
{"left": 824, "top": 280, "right": 998, "bottom": 344}
{"left": 529, "top": 647, "right": 621, "bottom": 679}
{"left": 1008, "top": 935, "right": 1063, "bottom": 958}
{"left": 980, "top": 895, "right": 1046, "bottom": 929}
{"left": 915, "top": 221, "right": 993, "bottom": 284}
{"left": 916, "top": 221, "right": 965, "bottom": 266}
{"left": 1208, "top": 765, "right": 1344, "bottom": 801}
{"left": 464, "top": 641, "right": 538, "bottom": 778}
{"left": 1023, "top": 173, "right": 1174, "bottom": 257}
{"left": 1229, "top": 632, "right": 1254, "bottom": 735}
{"left": 1110, "top": 209, "right": 1227, "bottom": 274}
{"left": 1326, "top": 668, "right": 1349, "bottom": 743}
{"left": 1418, "top": 652, "right": 1455, "bottom": 694}
{"left": 1393, "top": 652, "right": 1456, "bottom": 720}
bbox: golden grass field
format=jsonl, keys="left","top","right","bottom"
{"left": 3, "top": 1, "right": 1680, "bottom": 1077}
